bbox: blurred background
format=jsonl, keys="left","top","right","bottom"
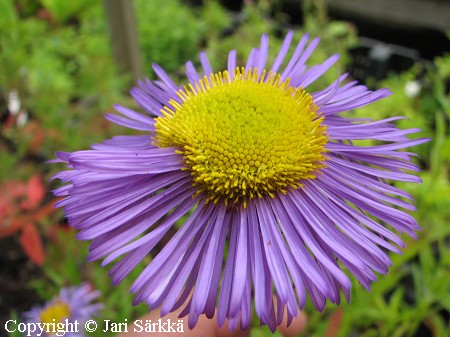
{"left": 0, "top": 0, "right": 449, "bottom": 336}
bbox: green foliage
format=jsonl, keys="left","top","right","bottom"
{"left": 135, "top": 0, "right": 205, "bottom": 79}
{"left": 251, "top": 327, "right": 285, "bottom": 337}
{"left": 201, "top": 0, "right": 232, "bottom": 38}
{"left": 40, "top": 0, "right": 92, "bottom": 23}
{"left": 0, "top": 0, "right": 128, "bottom": 179}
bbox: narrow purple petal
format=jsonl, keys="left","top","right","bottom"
{"left": 217, "top": 212, "right": 238, "bottom": 327}
{"left": 191, "top": 206, "right": 227, "bottom": 317}
{"left": 185, "top": 61, "right": 200, "bottom": 84}
{"left": 130, "top": 87, "right": 163, "bottom": 116}
{"left": 294, "top": 54, "right": 340, "bottom": 88}
{"left": 245, "top": 48, "right": 258, "bottom": 73}
{"left": 152, "top": 63, "right": 179, "bottom": 93}
{"left": 200, "top": 51, "right": 213, "bottom": 76}
{"left": 227, "top": 50, "right": 237, "bottom": 80}
{"left": 270, "top": 30, "right": 294, "bottom": 73}
{"left": 256, "top": 34, "right": 269, "bottom": 76}
{"left": 280, "top": 33, "right": 310, "bottom": 80}
{"left": 228, "top": 209, "right": 249, "bottom": 317}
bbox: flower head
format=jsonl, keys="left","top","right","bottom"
{"left": 52, "top": 32, "right": 427, "bottom": 331}
{"left": 23, "top": 284, "right": 102, "bottom": 337}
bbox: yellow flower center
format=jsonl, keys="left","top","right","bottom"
{"left": 155, "top": 68, "right": 328, "bottom": 207}
{"left": 40, "top": 301, "right": 70, "bottom": 325}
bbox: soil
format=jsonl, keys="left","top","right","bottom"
{"left": 0, "top": 236, "right": 44, "bottom": 331}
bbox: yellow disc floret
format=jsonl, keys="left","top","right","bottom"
{"left": 40, "top": 300, "right": 70, "bottom": 326}
{"left": 155, "top": 67, "right": 328, "bottom": 207}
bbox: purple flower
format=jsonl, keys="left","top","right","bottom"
{"left": 23, "top": 283, "right": 102, "bottom": 337}
{"left": 52, "top": 32, "right": 427, "bottom": 331}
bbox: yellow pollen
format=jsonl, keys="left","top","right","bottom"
{"left": 155, "top": 67, "right": 328, "bottom": 207}
{"left": 40, "top": 301, "right": 70, "bottom": 326}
